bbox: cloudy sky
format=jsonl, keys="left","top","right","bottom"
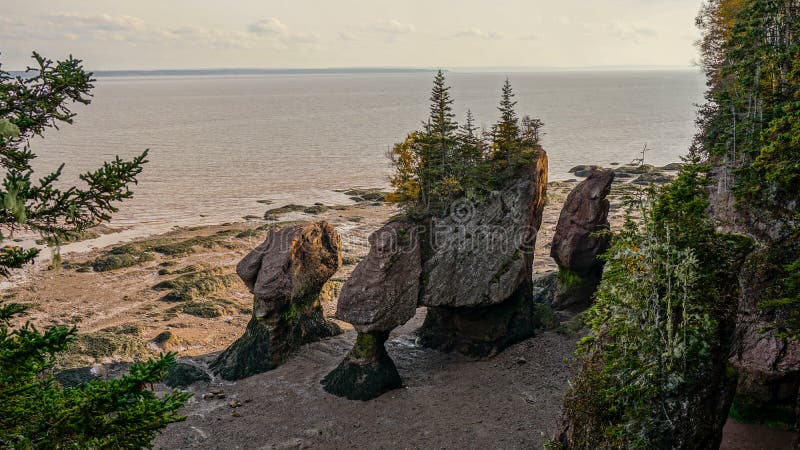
{"left": 3, "top": 0, "right": 703, "bottom": 70}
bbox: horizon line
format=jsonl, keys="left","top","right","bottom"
{"left": 8, "top": 64, "right": 700, "bottom": 77}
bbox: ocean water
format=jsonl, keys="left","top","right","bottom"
{"left": 30, "top": 70, "right": 705, "bottom": 232}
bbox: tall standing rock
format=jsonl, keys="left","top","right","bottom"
{"left": 322, "top": 221, "right": 421, "bottom": 400}
{"left": 550, "top": 168, "right": 614, "bottom": 310}
{"left": 211, "top": 222, "right": 342, "bottom": 381}
{"left": 418, "top": 150, "right": 548, "bottom": 356}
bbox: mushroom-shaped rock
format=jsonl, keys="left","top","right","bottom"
{"left": 550, "top": 168, "right": 614, "bottom": 310}
{"left": 210, "top": 222, "right": 342, "bottom": 381}
{"left": 323, "top": 221, "right": 420, "bottom": 400}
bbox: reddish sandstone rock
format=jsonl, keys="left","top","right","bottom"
{"left": 212, "top": 222, "right": 342, "bottom": 381}
{"left": 550, "top": 168, "right": 614, "bottom": 310}
{"left": 335, "top": 221, "right": 421, "bottom": 333}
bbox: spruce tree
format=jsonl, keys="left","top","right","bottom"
{"left": 423, "top": 70, "right": 459, "bottom": 205}
{"left": 492, "top": 78, "right": 521, "bottom": 164}
{"left": 0, "top": 52, "right": 188, "bottom": 447}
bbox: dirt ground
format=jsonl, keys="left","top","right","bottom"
{"left": 4, "top": 178, "right": 797, "bottom": 449}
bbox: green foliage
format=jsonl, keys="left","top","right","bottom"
{"left": 0, "top": 304, "right": 190, "bottom": 448}
{"left": 562, "top": 166, "right": 752, "bottom": 448}
{"left": 696, "top": 0, "right": 800, "bottom": 338}
{"left": 387, "top": 72, "right": 543, "bottom": 214}
{"left": 0, "top": 53, "right": 148, "bottom": 261}
{"left": 0, "top": 52, "right": 186, "bottom": 447}
{"left": 729, "top": 391, "right": 798, "bottom": 429}
{"left": 557, "top": 268, "right": 582, "bottom": 292}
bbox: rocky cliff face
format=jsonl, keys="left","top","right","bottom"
{"left": 325, "top": 151, "right": 548, "bottom": 400}
{"left": 709, "top": 165, "right": 800, "bottom": 428}
{"left": 211, "top": 222, "right": 342, "bottom": 381}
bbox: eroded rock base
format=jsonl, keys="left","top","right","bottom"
{"left": 321, "top": 331, "right": 401, "bottom": 401}
{"left": 553, "top": 267, "right": 603, "bottom": 311}
{"left": 211, "top": 303, "right": 341, "bottom": 381}
{"left": 417, "top": 285, "right": 539, "bottom": 357}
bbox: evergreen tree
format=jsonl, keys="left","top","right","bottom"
{"left": 0, "top": 52, "right": 188, "bottom": 447}
{"left": 458, "top": 110, "right": 483, "bottom": 164}
{"left": 491, "top": 78, "right": 521, "bottom": 164}
{"left": 521, "top": 115, "right": 544, "bottom": 147}
{"left": 694, "top": 0, "right": 800, "bottom": 339}
{"left": 386, "top": 72, "right": 542, "bottom": 213}
{"left": 424, "top": 70, "right": 459, "bottom": 203}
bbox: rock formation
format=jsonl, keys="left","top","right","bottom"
{"left": 417, "top": 151, "right": 548, "bottom": 356}
{"left": 322, "top": 221, "right": 421, "bottom": 400}
{"left": 325, "top": 151, "right": 549, "bottom": 400}
{"left": 729, "top": 244, "right": 800, "bottom": 427}
{"left": 211, "top": 222, "right": 342, "bottom": 381}
{"left": 550, "top": 168, "right": 614, "bottom": 310}
{"left": 709, "top": 164, "right": 800, "bottom": 429}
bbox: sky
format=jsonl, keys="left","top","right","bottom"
{"left": 2, "top": 0, "right": 704, "bottom": 71}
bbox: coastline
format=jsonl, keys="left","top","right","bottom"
{"left": 5, "top": 170, "right": 792, "bottom": 449}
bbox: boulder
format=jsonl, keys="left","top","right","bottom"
{"left": 163, "top": 361, "right": 211, "bottom": 388}
{"left": 568, "top": 165, "right": 601, "bottom": 177}
{"left": 550, "top": 169, "right": 614, "bottom": 310}
{"left": 321, "top": 331, "right": 401, "bottom": 401}
{"left": 417, "top": 150, "right": 548, "bottom": 356}
{"left": 211, "top": 222, "right": 342, "bottom": 381}
{"left": 632, "top": 171, "right": 674, "bottom": 185}
{"left": 236, "top": 221, "right": 342, "bottom": 318}
{"left": 335, "top": 221, "right": 421, "bottom": 333}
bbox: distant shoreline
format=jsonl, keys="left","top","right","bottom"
{"left": 8, "top": 66, "right": 700, "bottom": 78}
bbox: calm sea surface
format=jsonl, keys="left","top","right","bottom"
{"left": 31, "top": 70, "right": 705, "bottom": 232}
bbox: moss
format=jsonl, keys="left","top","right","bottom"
{"left": 729, "top": 393, "right": 797, "bottom": 430}
{"left": 263, "top": 204, "right": 306, "bottom": 220}
{"left": 151, "top": 331, "right": 181, "bottom": 350}
{"left": 55, "top": 331, "right": 151, "bottom": 369}
{"left": 557, "top": 267, "right": 583, "bottom": 292}
{"left": 159, "top": 263, "right": 213, "bottom": 276}
{"left": 341, "top": 256, "right": 362, "bottom": 266}
{"left": 351, "top": 332, "right": 378, "bottom": 359}
{"left": 235, "top": 228, "right": 263, "bottom": 239}
{"left": 321, "top": 331, "right": 401, "bottom": 400}
{"left": 303, "top": 203, "right": 328, "bottom": 214}
{"left": 152, "top": 269, "right": 238, "bottom": 302}
{"left": 91, "top": 252, "right": 154, "bottom": 272}
{"left": 90, "top": 233, "right": 236, "bottom": 272}
{"left": 343, "top": 188, "right": 387, "bottom": 202}
{"left": 533, "top": 303, "right": 558, "bottom": 330}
